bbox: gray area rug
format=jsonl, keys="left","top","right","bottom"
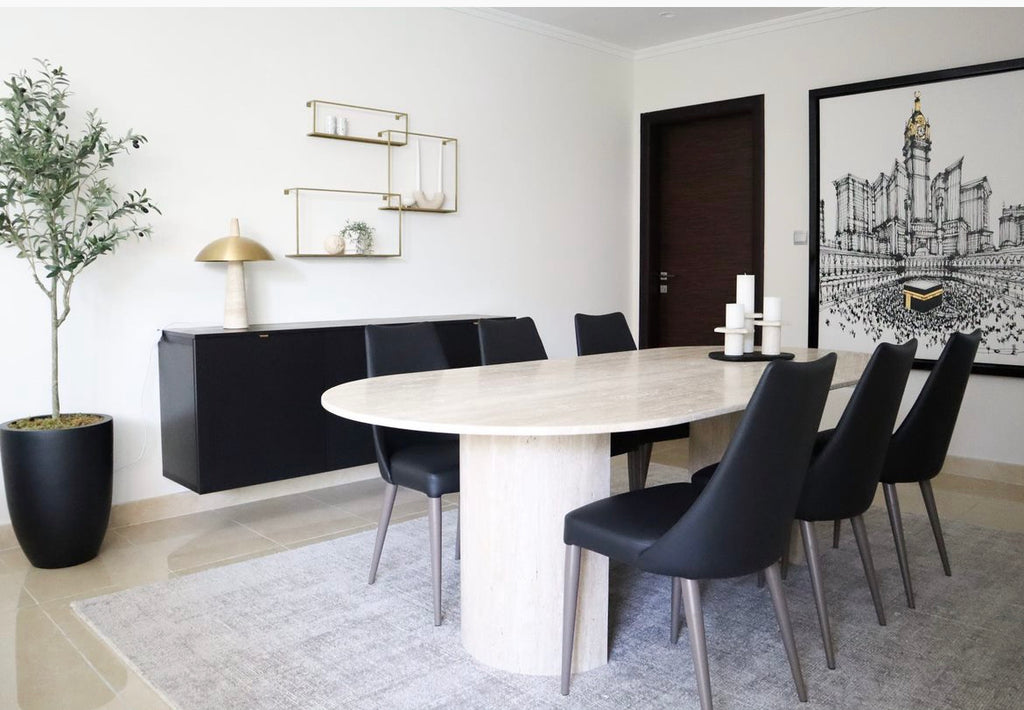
{"left": 74, "top": 501, "right": 1024, "bottom": 709}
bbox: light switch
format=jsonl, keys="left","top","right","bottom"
{"left": 793, "top": 230, "right": 808, "bottom": 245}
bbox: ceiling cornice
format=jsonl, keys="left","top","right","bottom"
{"left": 454, "top": 8, "right": 635, "bottom": 59}
{"left": 635, "top": 8, "right": 880, "bottom": 60}
{"left": 456, "top": 7, "right": 881, "bottom": 62}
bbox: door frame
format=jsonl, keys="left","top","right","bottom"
{"left": 639, "top": 95, "right": 765, "bottom": 347}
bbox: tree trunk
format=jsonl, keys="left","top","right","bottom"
{"left": 50, "top": 286, "right": 60, "bottom": 420}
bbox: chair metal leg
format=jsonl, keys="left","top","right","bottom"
{"left": 681, "top": 578, "right": 713, "bottom": 710}
{"left": 919, "top": 480, "right": 951, "bottom": 577}
{"left": 455, "top": 505, "right": 461, "bottom": 562}
{"left": 627, "top": 442, "right": 654, "bottom": 491}
{"left": 368, "top": 483, "right": 398, "bottom": 584}
{"left": 832, "top": 519, "right": 842, "bottom": 549}
{"left": 764, "top": 562, "right": 808, "bottom": 703}
{"left": 671, "top": 577, "right": 682, "bottom": 644}
{"left": 780, "top": 522, "right": 792, "bottom": 580}
{"left": 560, "top": 545, "right": 582, "bottom": 696}
{"left": 850, "top": 514, "right": 886, "bottom": 626}
{"left": 799, "top": 520, "right": 835, "bottom": 670}
{"left": 883, "top": 483, "right": 915, "bottom": 609}
{"left": 428, "top": 497, "right": 443, "bottom": 626}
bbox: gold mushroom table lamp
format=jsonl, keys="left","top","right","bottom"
{"left": 195, "top": 218, "right": 273, "bottom": 329}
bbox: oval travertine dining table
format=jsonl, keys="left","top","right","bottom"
{"left": 321, "top": 345, "right": 869, "bottom": 677}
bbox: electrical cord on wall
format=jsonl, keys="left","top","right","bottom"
{"left": 113, "top": 323, "right": 205, "bottom": 474}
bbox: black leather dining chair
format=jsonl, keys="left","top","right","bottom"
{"left": 364, "top": 322, "right": 460, "bottom": 626}
{"left": 574, "top": 311, "right": 638, "bottom": 356}
{"left": 695, "top": 341, "right": 917, "bottom": 666}
{"left": 574, "top": 312, "right": 690, "bottom": 491}
{"left": 478, "top": 316, "right": 548, "bottom": 365}
{"left": 560, "top": 354, "right": 837, "bottom": 709}
{"left": 793, "top": 339, "right": 916, "bottom": 668}
{"left": 875, "top": 329, "right": 981, "bottom": 609}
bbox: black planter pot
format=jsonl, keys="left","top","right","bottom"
{"left": 1, "top": 415, "right": 113, "bottom": 568}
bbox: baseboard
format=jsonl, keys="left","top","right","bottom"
{"left": 0, "top": 464, "right": 379, "bottom": 552}
{"left": 943, "top": 455, "right": 1024, "bottom": 487}
{"left": 0, "top": 523, "right": 15, "bottom": 551}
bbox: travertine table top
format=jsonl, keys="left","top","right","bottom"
{"left": 321, "top": 346, "right": 869, "bottom": 437}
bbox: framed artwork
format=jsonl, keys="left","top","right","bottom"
{"left": 809, "top": 57, "right": 1024, "bottom": 377}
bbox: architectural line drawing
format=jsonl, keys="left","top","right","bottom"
{"left": 819, "top": 92, "right": 1024, "bottom": 358}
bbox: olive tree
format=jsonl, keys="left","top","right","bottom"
{"left": 0, "top": 60, "right": 158, "bottom": 424}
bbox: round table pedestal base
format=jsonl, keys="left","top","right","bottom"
{"left": 459, "top": 433, "right": 610, "bottom": 676}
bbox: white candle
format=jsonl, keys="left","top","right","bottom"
{"left": 724, "top": 333, "right": 744, "bottom": 357}
{"left": 762, "top": 325, "right": 782, "bottom": 356}
{"left": 726, "top": 303, "right": 744, "bottom": 329}
{"left": 736, "top": 274, "right": 755, "bottom": 315}
{"left": 737, "top": 274, "right": 756, "bottom": 353}
{"left": 415, "top": 139, "right": 421, "bottom": 191}
{"left": 437, "top": 142, "right": 444, "bottom": 191}
{"left": 763, "top": 296, "right": 782, "bottom": 322}
{"left": 326, "top": 115, "right": 338, "bottom": 135}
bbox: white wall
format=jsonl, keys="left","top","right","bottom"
{"left": 633, "top": 7, "right": 1024, "bottom": 465}
{"left": 3, "top": 8, "right": 1021, "bottom": 528}
{"left": 0, "top": 8, "right": 634, "bottom": 524}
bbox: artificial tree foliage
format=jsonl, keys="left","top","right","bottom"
{"left": 0, "top": 60, "right": 158, "bottom": 425}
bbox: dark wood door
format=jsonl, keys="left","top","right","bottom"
{"left": 640, "top": 96, "right": 764, "bottom": 347}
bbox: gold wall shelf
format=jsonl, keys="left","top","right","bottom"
{"left": 306, "top": 100, "right": 408, "bottom": 146}
{"left": 380, "top": 130, "right": 459, "bottom": 214}
{"left": 379, "top": 206, "right": 456, "bottom": 214}
{"left": 283, "top": 187, "right": 403, "bottom": 258}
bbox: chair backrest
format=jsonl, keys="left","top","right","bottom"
{"left": 574, "top": 312, "right": 637, "bottom": 355}
{"left": 638, "top": 354, "right": 836, "bottom": 580}
{"left": 479, "top": 317, "right": 548, "bottom": 365}
{"left": 797, "top": 340, "right": 917, "bottom": 521}
{"left": 364, "top": 322, "right": 452, "bottom": 484}
{"left": 883, "top": 329, "right": 981, "bottom": 483}
{"left": 365, "top": 322, "right": 449, "bottom": 377}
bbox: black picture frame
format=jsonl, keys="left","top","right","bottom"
{"left": 809, "top": 57, "right": 1024, "bottom": 378}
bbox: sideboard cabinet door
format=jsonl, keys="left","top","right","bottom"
{"left": 194, "top": 331, "right": 326, "bottom": 492}
{"left": 323, "top": 327, "right": 376, "bottom": 470}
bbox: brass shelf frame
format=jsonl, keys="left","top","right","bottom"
{"left": 379, "top": 206, "right": 456, "bottom": 214}
{"left": 283, "top": 187, "right": 403, "bottom": 258}
{"left": 379, "top": 129, "right": 459, "bottom": 213}
{"left": 306, "top": 100, "right": 408, "bottom": 146}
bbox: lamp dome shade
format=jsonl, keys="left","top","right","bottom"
{"left": 195, "top": 218, "right": 274, "bottom": 262}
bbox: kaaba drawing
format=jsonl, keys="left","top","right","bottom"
{"left": 817, "top": 89, "right": 1024, "bottom": 364}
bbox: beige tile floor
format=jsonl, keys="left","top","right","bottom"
{"left": 1, "top": 442, "right": 1021, "bottom": 710}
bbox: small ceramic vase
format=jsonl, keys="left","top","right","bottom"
{"left": 323, "top": 232, "right": 346, "bottom": 255}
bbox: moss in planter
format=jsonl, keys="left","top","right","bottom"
{"left": 8, "top": 414, "right": 104, "bottom": 430}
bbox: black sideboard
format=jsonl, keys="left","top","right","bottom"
{"left": 158, "top": 315, "right": 495, "bottom": 494}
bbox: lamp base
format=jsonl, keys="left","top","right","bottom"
{"left": 223, "top": 261, "right": 249, "bottom": 329}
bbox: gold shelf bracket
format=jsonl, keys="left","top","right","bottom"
{"left": 379, "top": 129, "right": 459, "bottom": 213}
{"left": 283, "top": 187, "right": 403, "bottom": 258}
{"left": 306, "top": 100, "right": 409, "bottom": 146}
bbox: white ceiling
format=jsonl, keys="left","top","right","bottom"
{"left": 494, "top": 7, "right": 819, "bottom": 51}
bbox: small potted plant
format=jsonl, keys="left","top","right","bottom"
{"left": 339, "top": 219, "right": 375, "bottom": 255}
{"left": 0, "top": 61, "right": 159, "bottom": 568}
